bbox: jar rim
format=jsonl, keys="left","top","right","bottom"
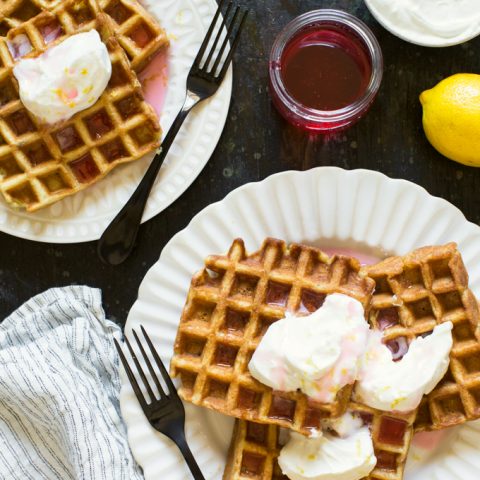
{"left": 269, "top": 9, "right": 384, "bottom": 124}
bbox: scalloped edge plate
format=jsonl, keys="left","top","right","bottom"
{"left": 122, "top": 167, "right": 480, "bottom": 480}
{"left": 0, "top": 0, "right": 232, "bottom": 243}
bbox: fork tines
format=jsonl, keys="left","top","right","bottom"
{"left": 115, "top": 326, "right": 176, "bottom": 408}
{"left": 193, "top": 0, "right": 248, "bottom": 80}
{"left": 117, "top": 328, "right": 206, "bottom": 478}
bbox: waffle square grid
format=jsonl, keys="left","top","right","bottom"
{"left": 170, "top": 238, "right": 376, "bottom": 435}
{"left": 0, "top": 0, "right": 161, "bottom": 211}
{"left": 361, "top": 243, "right": 480, "bottom": 432}
{"left": 223, "top": 402, "right": 416, "bottom": 480}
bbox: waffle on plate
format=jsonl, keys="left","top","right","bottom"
{"left": 0, "top": 0, "right": 169, "bottom": 72}
{"left": 170, "top": 238, "right": 376, "bottom": 435}
{"left": 361, "top": 243, "right": 480, "bottom": 432}
{"left": 224, "top": 402, "right": 416, "bottom": 480}
{"left": 0, "top": 0, "right": 161, "bottom": 211}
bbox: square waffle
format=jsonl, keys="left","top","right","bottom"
{"left": 0, "top": 0, "right": 169, "bottom": 73}
{"left": 170, "top": 238, "right": 375, "bottom": 435}
{"left": 223, "top": 402, "right": 416, "bottom": 480}
{"left": 361, "top": 243, "right": 480, "bottom": 432}
{"left": 0, "top": 0, "right": 161, "bottom": 211}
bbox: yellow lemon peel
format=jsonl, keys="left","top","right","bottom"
{"left": 420, "top": 73, "right": 480, "bottom": 167}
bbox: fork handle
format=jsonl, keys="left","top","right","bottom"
{"left": 175, "top": 432, "right": 206, "bottom": 480}
{"left": 97, "top": 93, "right": 199, "bottom": 265}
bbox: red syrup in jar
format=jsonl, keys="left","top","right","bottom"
{"left": 280, "top": 27, "right": 372, "bottom": 112}
{"left": 269, "top": 11, "right": 383, "bottom": 133}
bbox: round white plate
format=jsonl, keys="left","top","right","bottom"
{"left": 364, "top": 0, "right": 480, "bottom": 47}
{"left": 122, "top": 167, "right": 480, "bottom": 480}
{"left": 0, "top": 0, "right": 232, "bottom": 243}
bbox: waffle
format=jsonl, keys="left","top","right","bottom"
{"left": 223, "top": 420, "right": 287, "bottom": 480}
{"left": 0, "top": 0, "right": 169, "bottom": 72}
{"left": 99, "top": 0, "right": 169, "bottom": 72}
{"left": 361, "top": 243, "right": 480, "bottom": 432}
{"left": 0, "top": 0, "right": 161, "bottom": 211}
{"left": 224, "top": 402, "right": 416, "bottom": 480}
{"left": 170, "top": 238, "right": 375, "bottom": 435}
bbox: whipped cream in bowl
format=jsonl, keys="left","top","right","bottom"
{"left": 365, "top": 0, "right": 480, "bottom": 47}
{"left": 13, "top": 30, "right": 112, "bottom": 125}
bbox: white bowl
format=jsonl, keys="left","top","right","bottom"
{"left": 364, "top": 0, "right": 480, "bottom": 47}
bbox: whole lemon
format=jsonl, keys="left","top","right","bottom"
{"left": 420, "top": 73, "right": 480, "bottom": 167}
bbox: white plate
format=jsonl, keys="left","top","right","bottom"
{"left": 364, "top": 0, "right": 480, "bottom": 47}
{"left": 0, "top": 0, "right": 232, "bottom": 243}
{"left": 122, "top": 167, "right": 480, "bottom": 480}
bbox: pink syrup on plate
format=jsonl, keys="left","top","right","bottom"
{"left": 139, "top": 50, "right": 169, "bottom": 118}
{"left": 412, "top": 430, "right": 450, "bottom": 451}
{"left": 321, "top": 247, "right": 381, "bottom": 266}
{"left": 406, "top": 428, "right": 457, "bottom": 472}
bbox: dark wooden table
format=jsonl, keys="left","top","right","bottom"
{"left": 1, "top": 0, "right": 479, "bottom": 323}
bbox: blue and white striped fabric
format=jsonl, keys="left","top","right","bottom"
{"left": 0, "top": 286, "right": 143, "bottom": 480}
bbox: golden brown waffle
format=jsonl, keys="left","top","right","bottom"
{"left": 223, "top": 420, "right": 287, "bottom": 480}
{"left": 0, "top": 1, "right": 57, "bottom": 35}
{"left": 170, "top": 238, "right": 375, "bottom": 435}
{"left": 99, "top": 0, "right": 169, "bottom": 73}
{"left": 223, "top": 402, "right": 416, "bottom": 480}
{"left": 0, "top": 0, "right": 161, "bottom": 211}
{"left": 0, "top": 0, "right": 169, "bottom": 72}
{"left": 361, "top": 243, "right": 480, "bottom": 432}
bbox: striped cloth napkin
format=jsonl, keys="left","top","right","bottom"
{"left": 0, "top": 286, "right": 143, "bottom": 480}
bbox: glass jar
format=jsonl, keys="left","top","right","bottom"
{"left": 269, "top": 10, "right": 384, "bottom": 132}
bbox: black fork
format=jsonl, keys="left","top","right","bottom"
{"left": 98, "top": 1, "right": 248, "bottom": 266}
{"left": 115, "top": 326, "right": 205, "bottom": 479}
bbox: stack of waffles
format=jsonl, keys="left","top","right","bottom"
{"left": 0, "top": 0, "right": 169, "bottom": 211}
{"left": 170, "top": 238, "right": 480, "bottom": 480}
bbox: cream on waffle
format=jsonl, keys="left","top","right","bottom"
{"left": 0, "top": 0, "right": 161, "bottom": 211}
{"left": 224, "top": 402, "right": 416, "bottom": 480}
{"left": 0, "top": 0, "right": 169, "bottom": 73}
{"left": 170, "top": 238, "right": 375, "bottom": 435}
{"left": 361, "top": 243, "right": 480, "bottom": 432}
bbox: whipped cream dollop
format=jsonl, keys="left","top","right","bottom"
{"left": 248, "top": 294, "right": 369, "bottom": 403}
{"left": 321, "top": 411, "right": 364, "bottom": 438}
{"left": 368, "top": 0, "right": 480, "bottom": 45}
{"left": 13, "top": 30, "right": 112, "bottom": 124}
{"left": 279, "top": 412, "right": 376, "bottom": 480}
{"left": 355, "top": 322, "right": 453, "bottom": 412}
